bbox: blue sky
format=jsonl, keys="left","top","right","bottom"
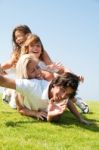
{"left": 0, "top": 0, "right": 99, "bottom": 100}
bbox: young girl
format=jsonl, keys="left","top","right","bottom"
{"left": 21, "top": 33, "right": 89, "bottom": 113}
{"left": 21, "top": 33, "right": 56, "bottom": 80}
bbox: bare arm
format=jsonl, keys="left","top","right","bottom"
{"left": 42, "top": 51, "right": 84, "bottom": 82}
{"left": 1, "top": 54, "right": 16, "bottom": 70}
{"left": 16, "top": 93, "right": 47, "bottom": 120}
{"left": 67, "top": 100, "right": 91, "bottom": 125}
{"left": 42, "top": 50, "right": 53, "bottom": 65}
{"left": 0, "top": 75, "right": 16, "bottom": 89}
{"left": 41, "top": 70, "right": 54, "bottom": 81}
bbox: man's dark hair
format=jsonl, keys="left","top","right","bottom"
{"left": 49, "top": 72, "right": 79, "bottom": 98}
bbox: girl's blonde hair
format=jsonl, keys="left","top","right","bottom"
{"left": 16, "top": 54, "right": 38, "bottom": 79}
{"left": 21, "top": 34, "right": 44, "bottom": 60}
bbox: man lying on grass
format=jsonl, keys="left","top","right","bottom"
{"left": 0, "top": 54, "right": 90, "bottom": 124}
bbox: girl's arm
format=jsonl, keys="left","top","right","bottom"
{"left": 41, "top": 70, "right": 54, "bottom": 81}
{"left": 42, "top": 50, "right": 53, "bottom": 65}
{"left": 41, "top": 50, "right": 71, "bottom": 75}
{"left": 41, "top": 50, "right": 84, "bottom": 82}
{"left": 1, "top": 54, "right": 16, "bottom": 70}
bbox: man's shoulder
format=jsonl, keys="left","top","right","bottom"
{"left": 16, "top": 78, "right": 48, "bottom": 87}
{"left": 16, "top": 78, "right": 39, "bottom": 85}
{"left": 16, "top": 79, "right": 40, "bottom": 93}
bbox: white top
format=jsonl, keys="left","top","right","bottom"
{"left": 16, "top": 79, "right": 50, "bottom": 111}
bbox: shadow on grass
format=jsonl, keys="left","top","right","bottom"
{"left": 5, "top": 119, "right": 39, "bottom": 127}
{"left": 3, "top": 109, "right": 99, "bottom": 133}
{"left": 5, "top": 112, "right": 99, "bottom": 133}
{"left": 52, "top": 111, "right": 99, "bottom": 133}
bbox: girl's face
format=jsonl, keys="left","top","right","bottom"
{"left": 27, "top": 60, "right": 42, "bottom": 79}
{"left": 15, "top": 30, "right": 27, "bottom": 46}
{"left": 28, "top": 42, "right": 42, "bottom": 58}
{"left": 51, "top": 86, "right": 74, "bottom": 102}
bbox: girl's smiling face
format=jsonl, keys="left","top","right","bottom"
{"left": 28, "top": 42, "right": 42, "bottom": 58}
{"left": 15, "top": 30, "right": 27, "bottom": 46}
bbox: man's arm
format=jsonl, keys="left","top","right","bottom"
{"left": 67, "top": 100, "right": 91, "bottom": 125}
{"left": 16, "top": 93, "right": 47, "bottom": 120}
{"left": 0, "top": 75, "right": 16, "bottom": 89}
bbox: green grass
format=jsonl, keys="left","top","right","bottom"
{"left": 0, "top": 94, "right": 99, "bottom": 150}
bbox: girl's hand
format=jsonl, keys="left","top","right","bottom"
{"left": 46, "top": 62, "right": 65, "bottom": 74}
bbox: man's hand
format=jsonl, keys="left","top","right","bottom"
{"left": 36, "top": 110, "right": 47, "bottom": 120}
{"left": 47, "top": 99, "right": 67, "bottom": 121}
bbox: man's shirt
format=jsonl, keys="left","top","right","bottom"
{"left": 16, "top": 79, "right": 50, "bottom": 111}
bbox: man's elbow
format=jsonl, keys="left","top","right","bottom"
{"left": 17, "top": 107, "right": 25, "bottom": 115}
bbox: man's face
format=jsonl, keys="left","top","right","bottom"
{"left": 51, "top": 85, "right": 75, "bottom": 102}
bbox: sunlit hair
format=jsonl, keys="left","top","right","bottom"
{"left": 49, "top": 72, "right": 80, "bottom": 99}
{"left": 16, "top": 54, "right": 39, "bottom": 79}
{"left": 21, "top": 34, "right": 44, "bottom": 60}
{"left": 11, "top": 25, "right": 32, "bottom": 64}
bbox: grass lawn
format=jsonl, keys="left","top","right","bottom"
{"left": 0, "top": 94, "right": 99, "bottom": 150}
